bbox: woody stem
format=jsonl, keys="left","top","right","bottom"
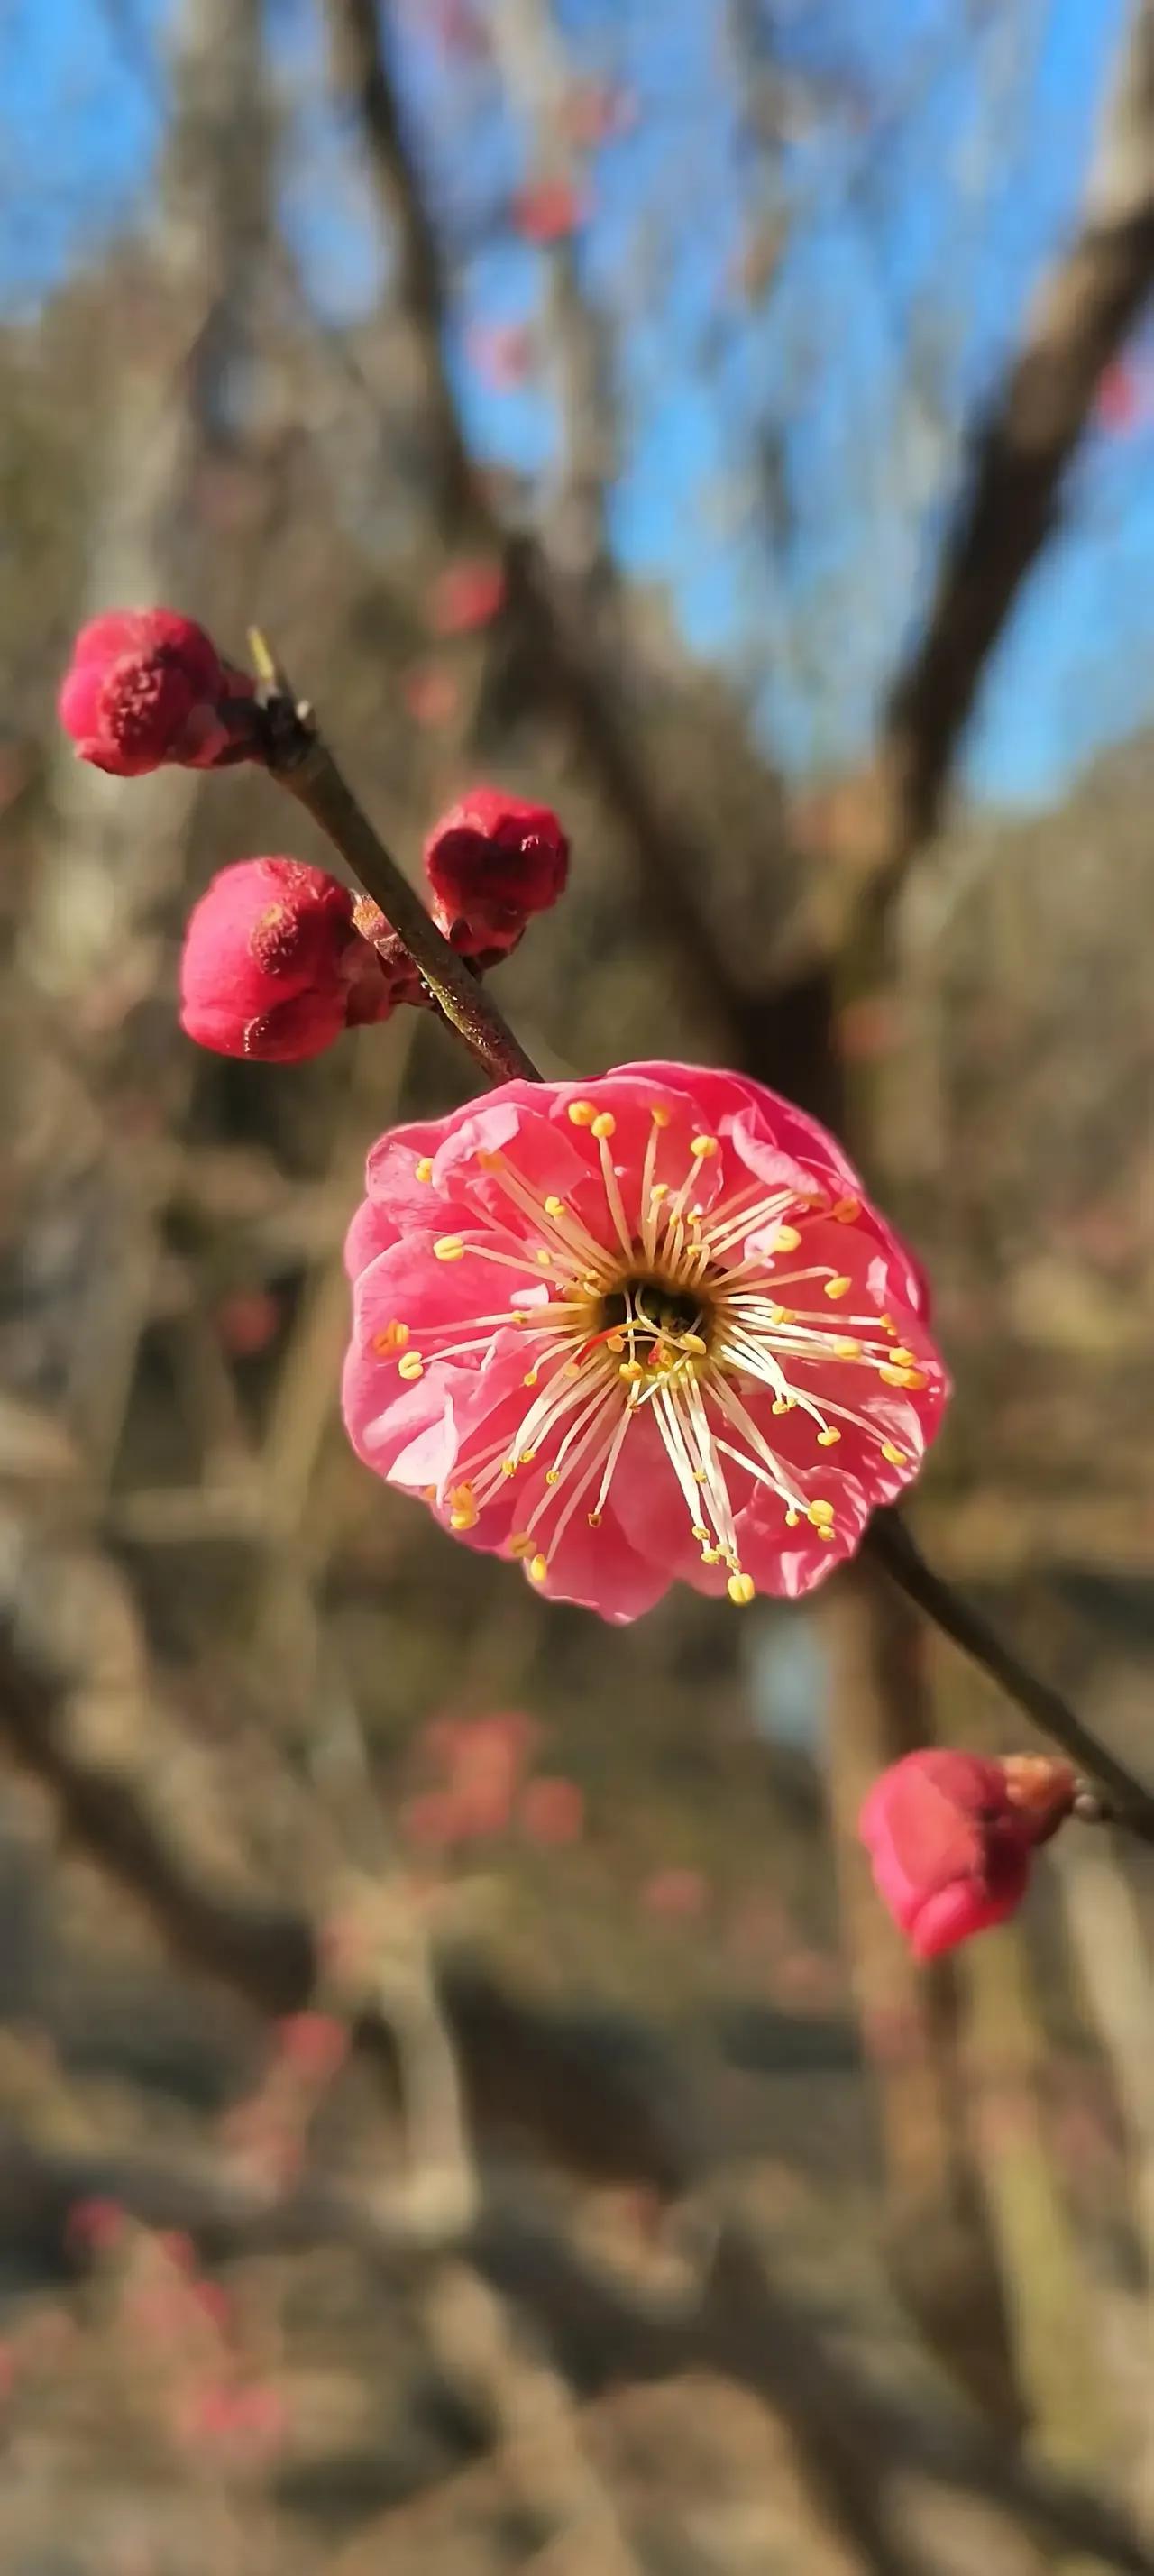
{"left": 250, "top": 640, "right": 541, "bottom": 1086}
{"left": 866, "top": 1509, "right": 1154, "bottom": 1840}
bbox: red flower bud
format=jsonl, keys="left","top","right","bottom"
{"left": 179, "top": 859, "right": 398, "bottom": 1063}
{"left": 423, "top": 787, "right": 568, "bottom": 965}
{"left": 429, "top": 558, "right": 508, "bottom": 637}
{"left": 858, "top": 1749, "right": 1075, "bottom": 1960}
{"left": 59, "top": 608, "right": 252, "bottom": 776}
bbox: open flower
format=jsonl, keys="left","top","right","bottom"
{"left": 59, "top": 608, "right": 251, "bottom": 776}
{"left": 343, "top": 1062, "right": 948, "bottom": 1622}
{"left": 859, "top": 1749, "right": 1076, "bottom": 1957}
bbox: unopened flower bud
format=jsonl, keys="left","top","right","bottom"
{"left": 59, "top": 608, "right": 253, "bottom": 776}
{"left": 859, "top": 1748, "right": 1074, "bottom": 1960}
{"left": 179, "top": 859, "right": 398, "bottom": 1063}
{"left": 423, "top": 787, "right": 568, "bottom": 966}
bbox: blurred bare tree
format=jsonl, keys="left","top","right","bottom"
{"left": 1, "top": 0, "right": 1154, "bottom": 2569}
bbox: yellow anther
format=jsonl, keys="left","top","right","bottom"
{"left": 650, "top": 1104, "right": 671, "bottom": 1127}
{"left": 650, "top": 1182, "right": 670, "bottom": 1203}
{"left": 691, "top": 1525, "right": 710, "bottom": 1543}
{"left": 509, "top": 1533, "right": 536, "bottom": 1557}
{"left": 527, "top": 1553, "right": 549, "bottom": 1584}
{"left": 817, "top": 1427, "right": 841, "bottom": 1446}
{"left": 774, "top": 1224, "right": 801, "bottom": 1252}
{"left": 434, "top": 1235, "right": 465, "bottom": 1261}
{"left": 879, "top": 1313, "right": 896, "bottom": 1334}
{"left": 889, "top": 1346, "right": 916, "bottom": 1368}
{"left": 544, "top": 1195, "right": 566, "bottom": 1217}
{"left": 833, "top": 1337, "right": 861, "bottom": 1359}
{"left": 568, "top": 1100, "right": 596, "bottom": 1126}
{"left": 523, "top": 1368, "right": 540, "bottom": 1388}
{"left": 477, "top": 1150, "right": 501, "bottom": 1172}
{"left": 819, "top": 1526, "right": 835, "bottom": 1543}
{"left": 415, "top": 1157, "right": 434, "bottom": 1182}
{"left": 591, "top": 1111, "right": 616, "bottom": 1140}
{"left": 692, "top": 1466, "right": 709, "bottom": 1483}
{"left": 545, "top": 1469, "right": 560, "bottom": 1487}
{"left": 422, "top": 1484, "right": 437, "bottom": 1500}
{"left": 502, "top": 1458, "right": 517, "bottom": 1477}
{"left": 881, "top": 1442, "right": 908, "bottom": 1466}
{"left": 728, "top": 1572, "right": 756, "bottom": 1606}
{"left": 832, "top": 1196, "right": 860, "bottom": 1223}
{"left": 450, "top": 1505, "right": 479, "bottom": 1531}
{"left": 519, "top": 1447, "right": 537, "bottom": 1464}
{"left": 769, "top": 1305, "right": 795, "bottom": 1325}
{"left": 772, "top": 1398, "right": 790, "bottom": 1416}
{"left": 784, "top": 1509, "right": 800, "bottom": 1527}
{"left": 535, "top": 1247, "right": 553, "bottom": 1267}
{"left": 808, "top": 1500, "right": 834, "bottom": 1526}
{"left": 618, "top": 1359, "right": 644, "bottom": 1383}
{"left": 682, "top": 1331, "right": 708, "bottom": 1355}
{"left": 398, "top": 1352, "right": 425, "bottom": 1380}
{"left": 824, "top": 1276, "right": 852, "bottom": 1300}
{"left": 879, "top": 1363, "right": 927, "bottom": 1389}
{"left": 587, "top": 1510, "right": 603, "bottom": 1528}
{"left": 373, "top": 1319, "right": 409, "bottom": 1353}
{"left": 607, "top": 1333, "right": 626, "bottom": 1352}
{"left": 690, "top": 1134, "right": 718, "bottom": 1160}
{"left": 701, "top": 1546, "right": 721, "bottom": 1564}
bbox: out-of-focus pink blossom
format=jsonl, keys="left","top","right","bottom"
{"left": 466, "top": 320, "right": 534, "bottom": 390}
{"left": 520, "top": 1774, "right": 585, "bottom": 1846}
{"left": 640, "top": 1866, "right": 709, "bottom": 1922}
{"left": 215, "top": 1289, "right": 280, "bottom": 1357}
{"left": 402, "top": 663, "right": 459, "bottom": 728}
{"left": 274, "top": 2011, "right": 350, "bottom": 2084}
{"left": 512, "top": 177, "right": 586, "bottom": 243}
{"left": 430, "top": 558, "right": 508, "bottom": 637}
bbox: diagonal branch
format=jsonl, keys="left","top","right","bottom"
{"left": 873, "top": 0, "right": 1154, "bottom": 885}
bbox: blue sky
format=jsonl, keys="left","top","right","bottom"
{"left": 5, "top": 0, "right": 1153, "bottom": 805}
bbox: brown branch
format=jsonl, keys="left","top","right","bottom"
{"left": 866, "top": 1509, "right": 1154, "bottom": 1839}
{"left": 321, "top": 0, "right": 753, "bottom": 1059}
{"left": 5, "top": 2122, "right": 1151, "bottom": 2576}
{"left": 875, "top": 0, "right": 1154, "bottom": 877}
{"left": 0, "top": 1612, "right": 699, "bottom": 2196}
{"left": 324, "top": 0, "right": 478, "bottom": 531}
{"left": 251, "top": 633, "right": 540, "bottom": 1083}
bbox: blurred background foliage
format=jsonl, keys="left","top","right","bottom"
{"left": 2, "top": 0, "right": 1154, "bottom": 2569}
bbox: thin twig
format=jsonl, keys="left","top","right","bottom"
{"left": 866, "top": 1509, "right": 1154, "bottom": 1839}
{"left": 249, "top": 630, "right": 540, "bottom": 1085}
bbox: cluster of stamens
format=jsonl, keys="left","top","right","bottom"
{"left": 371, "top": 1100, "right": 928, "bottom": 1604}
